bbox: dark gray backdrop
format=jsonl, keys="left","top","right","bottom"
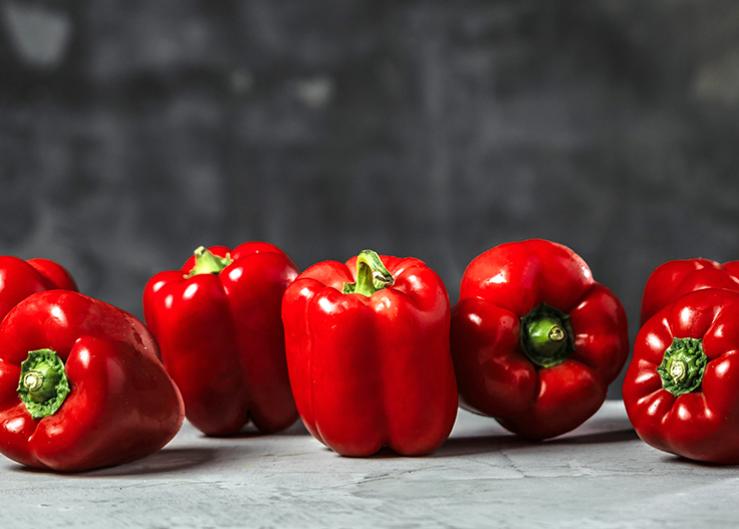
{"left": 2, "top": 1, "right": 739, "bottom": 396}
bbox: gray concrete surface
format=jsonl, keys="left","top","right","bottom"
{"left": 0, "top": 401, "right": 736, "bottom": 528}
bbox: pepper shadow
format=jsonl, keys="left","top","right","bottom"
{"left": 301, "top": 414, "right": 637, "bottom": 459}
{"left": 437, "top": 414, "right": 637, "bottom": 458}
{"left": 203, "top": 420, "right": 308, "bottom": 439}
{"left": 9, "top": 447, "right": 227, "bottom": 477}
{"left": 658, "top": 454, "right": 739, "bottom": 469}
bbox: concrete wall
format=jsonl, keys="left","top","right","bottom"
{"left": 2, "top": 1, "right": 739, "bottom": 395}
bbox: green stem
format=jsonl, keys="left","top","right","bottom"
{"left": 657, "top": 337, "right": 707, "bottom": 396}
{"left": 185, "top": 246, "right": 233, "bottom": 278}
{"left": 343, "top": 250, "right": 394, "bottom": 296}
{"left": 17, "top": 349, "right": 71, "bottom": 419}
{"left": 520, "top": 304, "right": 574, "bottom": 368}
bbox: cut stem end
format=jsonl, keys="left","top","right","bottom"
{"left": 17, "top": 349, "right": 71, "bottom": 419}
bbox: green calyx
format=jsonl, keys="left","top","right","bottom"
{"left": 185, "top": 246, "right": 233, "bottom": 278}
{"left": 343, "top": 250, "right": 394, "bottom": 296}
{"left": 520, "top": 304, "right": 574, "bottom": 368}
{"left": 17, "top": 349, "right": 71, "bottom": 419}
{"left": 657, "top": 337, "right": 707, "bottom": 396}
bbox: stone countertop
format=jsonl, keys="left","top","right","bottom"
{"left": 0, "top": 401, "right": 736, "bottom": 529}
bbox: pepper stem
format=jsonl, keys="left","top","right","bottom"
{"left": 17, "top": 349, "right": 71, "bottom": 419}
{"left": 185, "top": 246, "right": 233, "bottom": 278}
{"left": 520, "top": 304, "right": 574, "bottom": 368}
{"left": 343, "top": 250, "right": 394, "bottom": 296}
{"left": 657, "top": 337, "right": 707, "bottom": 396}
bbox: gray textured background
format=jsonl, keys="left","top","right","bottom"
{"left": 2, "top": 1, "right": 739, "bottom": 396}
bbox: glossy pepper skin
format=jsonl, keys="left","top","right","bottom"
{"left": 623, "top": 289, "right": 739, "bottom": 464}
{"left": 451, "top": 239, "right": 629, "bottom": 440}
{"left": 0, "top": 256, "right": 77, "bottom": 320}
{"left": 0, "top": 290, "right": 184, "bottom": 472}
{"left": 640, "top": 258, "right": 739, "bottom": 324}
{"left": 282, "top": 250, "right": 458, "bottom": 456}
{"left": 144, "top": 242, "right": 299, "bottom": 436}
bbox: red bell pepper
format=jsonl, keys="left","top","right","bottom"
{"left": 282, "top": 249, "right": 458, "bottom": 456}
{"left": 640, "top": 258, "right": 739, "bottom": 324}
{"left": 0, "top": 290, "right": 184, "bottom": 472}
{"left": 623, "top": 288, "right": 739, "bottom": 463}
{"left": 0, "top": 256, "right": 77, "bottom": 320}
{"left": 143, "top": 242, "right": 298, "bottom": 436}
{"left": 451, "top": 239, "right": 629, "bottom": 439}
